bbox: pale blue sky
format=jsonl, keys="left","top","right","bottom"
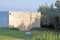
{"left": 0, "top": 0, "right": 57, "bottom": 12}
{"left": 0, "top": 0, "right": 57, "bottom": 27}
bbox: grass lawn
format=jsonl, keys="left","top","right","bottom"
{"left": 0, "top": 27, "right": 60, "bottom": 40}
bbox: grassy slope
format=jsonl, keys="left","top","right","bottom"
{"left": 0, "top": 27, "right": 32, "bottom": 40}
{"left": 0, "top": 27, "right": 60, "bottom": 40}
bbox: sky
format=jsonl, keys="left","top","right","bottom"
{"left": 0, "top": 0, "right": 57, "bottom": 27}
{"left": 0, "top": 0, "right": 57, "bottom": 12}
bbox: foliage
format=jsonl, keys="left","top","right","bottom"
{"left": 9, "top": 28, "right": 20, "bottom": 31}
{"left": 38, "top": 4, "right": 55, "bottom": 25}
{"left": 55, "top": 0, "right": 60, "bottom": 9}
{"left": 30, "top": 27, "right": 41, "bottom": 31}
{"left": 38, "top": 0, "right": 60, "bottom": 29}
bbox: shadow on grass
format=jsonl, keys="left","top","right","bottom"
{"left": 0, "top": 27, "right": 28, "bottom": 39}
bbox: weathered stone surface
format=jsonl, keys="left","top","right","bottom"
{"left": 9, "top": 11, "right": 41, "bottom": 31}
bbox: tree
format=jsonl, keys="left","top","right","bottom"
{"left": 55, "top": 0, "right": 60, "bottom": 9}
{"left": 54, "top": 0, "right": 60, "bottom": 29}
{"left": 38, "top": 4, "right": 56, "bottom": 24}
{"left": 38, "top": 0, "right": 60, "bottom": 30}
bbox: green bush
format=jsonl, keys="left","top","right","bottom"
{"left": 9, "top": 28, "right": 19, "bottom": 31}
{"left": 30, "top": 27, "right": 41, "bottom": 31}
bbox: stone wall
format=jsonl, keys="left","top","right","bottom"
{"left": 9, "top": 11, "right": 41, "bottom": 31}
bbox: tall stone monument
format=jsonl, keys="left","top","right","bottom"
{"left": 9, "top": 11, "right": 41, "bottom": 31}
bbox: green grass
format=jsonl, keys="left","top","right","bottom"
{"left": 0, "top": 27, "right": 60, "bottom": 40}
{"left": 0, "top": 27, "right": 32, "bottom": 40}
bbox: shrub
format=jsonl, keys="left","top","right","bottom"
{"left": 9, "top": 28, "right": 19, "bottom": 31}
{"left": 30, "top": 27, "right": 41, "bottom": 31}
